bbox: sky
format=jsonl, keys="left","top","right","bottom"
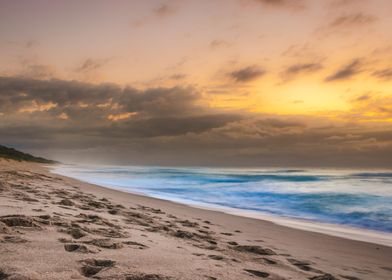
{"left": 0, "top": 0, "right": 392, "bottom": 167}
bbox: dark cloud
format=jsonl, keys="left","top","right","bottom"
{"left": 169, "top": 74, "right": 187, "bottom": 80}
{"left": 325, "top": 59, "right": 362, "bottom": 82}
{"left": 0, "top": 76, "right": 197, "bottom": 116}
{"left": 328, "top": 13, "right": 377, "bottom": 28}
{"left": 97, "top": 118, "right": 391, "bottom": 168}
{"left": 292, "top": 100, "right": 303, "bottom": 104}
{"left": 372, "top": 68, "right": 392, "bottom": 81}
{"left": 0, "top": 76, "right": 120, "bottom": 113}
{"left": 154, "top": 4, "right": 176, "bottom": 18}
{"left": 281, "top": 63, "right": 323, "bottom": 81}
{"left": 104, "top": 114, "right": 241, "bottom": 138}
{"left": 285, "top": 63, "right": 323, "bottom": 74}
{"left": 118, "top": 87, "right": 203, "bottom": 117}
{"left": 77, "top": 58, "right": 110, "bottom": 73}
{"left": 25, "top": 40, "right": 38, "bottom": 48}
{"left": 1, "top": 75, "right": 391, "bottom": 168}
{"left": 0, "top": 75, "right": 240, "bottom": 135}
{"left": 20, "top": 64, "right": 55, "bottom": 79}
{"left": 250, "top": 0, "right": 306, "bottom": 10}
{"left": 315, "top": 13, "right": 377, "bottom": 37}
{"left": 132, "top": 3, "right": 176, "bottom": 27}
{"left": 379, "top": 107, "right": 392, "bottom": 114}
{"left": 328, "top": 0, "right": 366, "bottom": 8}
{"left": 355, "top": 94, "right": 370, "bottom": 102}
{"left": 210, "top": 40, "right": 230, "bottom": 49}
{"left": 3, "top": 39, "right": 39, "bottom": 49}
{"left": 228, "top": 66, "right": 265, "bottom": 82}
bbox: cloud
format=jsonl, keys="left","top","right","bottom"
{"left": 210, "top": 40, "right": 230, "bottom": 49}
{"left": 378, "top": 106, "right": 392, "bottom": 114}
{"left": 328, "top": 0, "right": 366, "bottom": 8}
{"left": 132, "top": 3, "right": 176, "bottom": 27}
{"left": 281, "top": 63, "right": 323, "bottom": 81}
{"left": 25, "top": 40, "right": 38, "bottom": 48}
{"left": 153, "top": 4, "right": 176, "bottom": 18}
{"left": 77, "top": 58, "right": 110, "bottom": 73}
{"left": 328, "top": 13, "right": 377, "bottom": 28}
{"left": 372, "top": 68, "right": 392, "bottom": 81}
{"left": 228, "top": 66, "right": 265, "bottom": 82}
{"left": 105, "top": 114, "right": 242, "bottom": 138}
{"left": 3, "top": 39, "right": 39, "bottom": 49}
{"left": 248, "top": 0, "right": 306, "bottom": 10}
{"left": 346, "top": 94, "right": 392, "bottom": 122}
{"left": 0, "top": 76, "right": 120, "bottom": 113}
{"left": 169, "top": 74, "right": 187, "bottom": 80}
{"left": 119, "top": 117, "right": 392, "bottom": 168}
{"left": 354, "top": 94, "right": 370, "bottom": 102}
{"left": 118, "top": 87, "right": 203, "bottom": 117}
{"left": 1, "top": 75, "right": 392, "bottom": 168}
{"left": 20, "top": 64, "right": 55, "bottom": 80}
{"left": 315, "top": 13, "right": 378, "bottom": 36}
{"left": 75, "top": 58, "right": 112, "bottom": 82}
{"left": 325, "top": 59, "right": 362, "bottom": 82}
{"left": 107, "top": 112, "right": 138, "bottom": 121}
{"left": 0, "top": 75, "right": 240, "bottom": 136}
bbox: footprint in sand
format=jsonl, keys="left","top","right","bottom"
{"left": 208, "top": 255, "right": 225, "bottom": 261}
{"left": 79, "top": 258, "right": 115, "bottom": 277}
{"left": 66, "top": 227, "right": 88, "bottom": 239}
{"left": 0, "top": 215, "right": 41, "bottom": 228}
{"left": 125, "top": 273, "right": 171, "bottom": 280}
{"left": 287, "top": 258, "right": 322, "bottom": 273}
{"left": 233, "top": 245, "right": 276, "bottom": 256}
{"left": 58, "top": 198, "right": 75, "bottom": 206}
{"left": 243, "top": 269, "right": 270, "bottom": 278}
{"left": 0, "top": 269, "right": 8, "bottom": 280}
{"left": 0, "top": 235, "right": 28, "bottom": 243}
{"left": 309, "top": 274, "right": 339, "bottom": 280}
{"left": 122, "top": 240, "right": 148, "bottom": 249}
{"left": 64, "top": 243, "right": 96, "bottom": 253}
{"left": 339, "top": 275, "right": 361, "bottom": 280}
{"left": 84, "top": 238, "right": 123, "bottom": 249}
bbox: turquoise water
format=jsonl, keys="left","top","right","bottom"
{"left": 53, "top": 165, "right": 392, "bottom": 233}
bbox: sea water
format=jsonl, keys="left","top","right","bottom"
{"left": 52, "top": 165, "right": 392, "bottom": 233}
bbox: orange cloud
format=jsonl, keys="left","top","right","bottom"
{"left": 58, "top": 112, "right": 69, "bottom": 120}
{"left": 19, "top": 101, "right": 57, "bottom": 113}
{"left": 107, "top": 112, "right": 138, "bottom": 121}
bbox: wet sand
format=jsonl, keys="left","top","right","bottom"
{"left": 0, "top": 159, "right": 391, "bottom": 280}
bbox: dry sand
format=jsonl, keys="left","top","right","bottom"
{"left": 0, "top": 159, "right": 391, "bottom": 280}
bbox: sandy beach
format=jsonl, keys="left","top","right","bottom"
{"left": 0, "top": 159, "right": 391, "bottom": 280}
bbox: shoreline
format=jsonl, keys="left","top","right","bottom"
{"left": 1, "top": 159, "right": 392, "bottom": 280}
{"left": 50, "top": 165, "right": 392, "bottom": 247}
{"left": 162, "top": 199, "right": 392, "bottom": 247}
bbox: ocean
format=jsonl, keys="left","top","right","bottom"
{"left": 52, "top": 165, "right": 392, "bottom": 234}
